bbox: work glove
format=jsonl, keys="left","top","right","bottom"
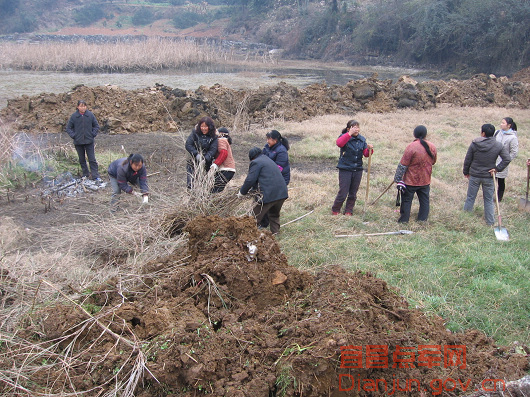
{"left": 396, "top": 181, "right": 406, "bottom": 193}
{"left": 195, "top": 153, "right": 203, "bottom": 162}
{"left": 210, "top": 163, "right": 219, "bottom": 172}
{"left": 133, "top": 191, "right": 142, "bottom": 197}
{"left": 142, "top": 195, "right": 149, "bottom": 204}
{"left": 236, "top": 191, "right": 244, "bottom": 199}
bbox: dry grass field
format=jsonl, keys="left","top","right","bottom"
{"left": 0, "top": 100, "right": 529, "bottom": 395}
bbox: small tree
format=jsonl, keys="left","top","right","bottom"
{"left": 74, "top": 4, "right": 105, "bottom": 27}
{"left": 132, "top": 7, "right": 155, "bottom": 26}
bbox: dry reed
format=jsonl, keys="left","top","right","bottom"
{"left": 0, "top": 38, "right": 224, "bottom": 72}
{"left": 0, "top": 163, "right": 254, "bottom": 395}
{"left": 0, "top": 119, "right": 15, "bottom": 188}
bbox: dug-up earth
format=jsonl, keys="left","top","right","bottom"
{"left": 2, "top": 215, "right": 529, "bottom": 396}
{"left": 1, "top": 69, "right": 530, "bottom": 135}
{"left": 1, "top": 70, "right": 530, "bottom": 396}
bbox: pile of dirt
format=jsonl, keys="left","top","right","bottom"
{"left": 1, "top": 73, "right": 528, "bottom": 135}
{"left": 7, "top": 215, "right": 528, "bottom": 396}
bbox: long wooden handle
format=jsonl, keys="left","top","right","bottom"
{"left": 370, "top": 180, "right": 395, "bottom": 205}
{"left": 363, "top": 151, "right": 373, "bottom": 212}
{"left": 493, "top": 173, "right": 502, "bottom": 228}
{"left": 526, "top": 164, "right": 530, "bottom": 203}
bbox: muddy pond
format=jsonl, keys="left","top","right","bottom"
{"left": 0, "top": 61, "right": 435, "bottom": 109}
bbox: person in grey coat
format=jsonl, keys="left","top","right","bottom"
{"left": 463, "top": 124, "right": 511, "bottom": 226}
{"left": 494, "top": 117, "right": 519, "bottom": 201}
{"left": 238, "top": 147, "right": 288, "bottom": 234}
{"left": 66, "top": 100, "right": 101, "bottom": 181}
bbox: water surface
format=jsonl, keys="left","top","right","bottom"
{"left": 0, "top": 62, "right": 432, "bottom": 109}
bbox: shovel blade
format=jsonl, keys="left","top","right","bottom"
{"left": 494, "top": 226, "right": 510, "bottom": 241}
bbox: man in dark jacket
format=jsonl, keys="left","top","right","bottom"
{"left": 239, "top": 147, "right": 288, "bottom": 234}
{"left": 66, "top": 100, "right": 101, "bottom": 181}
{"left": 463, "top": 123, "right": 511, "bottom": 226}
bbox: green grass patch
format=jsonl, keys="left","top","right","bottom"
{"left": 278, "top": 206, "right": 529, "bottom": 345}
{"left": 275, "top": 109, "right": 530, "bottom": 346}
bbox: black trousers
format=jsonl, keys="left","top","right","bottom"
{"left": 253, "top": 198, "right": 286, "bottom": 234}
{"left": 211, "top": 170, "right": 235, "bottom": 193}
{"left": 332, "top": 169, "right": 363, "bottom": 214}
{"left": 75, "top": 143, "right": 99, "bottom": 179}
{"left": 496, "top": 177, "right": 505, "bottom": 201}
{"left": 398, "top": 184, "right": 430, "bottom": 223}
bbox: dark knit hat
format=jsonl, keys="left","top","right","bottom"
{"left": 218, "top": 127, "right": 230, "bottom": 134}
{"left": 249, "top": 147, "right": 262, "bottom": 161}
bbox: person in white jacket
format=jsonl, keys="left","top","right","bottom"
{"left": 494, "top": 117, "right": 519, "bottom": 201}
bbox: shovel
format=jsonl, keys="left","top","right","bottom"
{"left": 362, "top": 149, "right": 373, "bottom": 213}
{"left": 518, "top": 161, "right": 530, "bottom": 212}
{"left": 335, "top": 230, "right": 413, "bottom": 238}
{"left": 492, "top": 173, "right": 509, "bottom": 241}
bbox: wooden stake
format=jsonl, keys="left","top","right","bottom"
{"left": 363, "top": 150, "right": 372, "bottom": 213}
{"left": 280, "top": 210, "right": 314, "bottom": 227}
{"left": 370, "top": 180, "right": 395, "bottom": 205}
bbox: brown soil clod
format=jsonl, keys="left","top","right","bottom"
{"left": 10, "top": 215, "right": 529, "bottom": 396}
{"left": 1, "top": 72, "right": 528, "bottom": 135}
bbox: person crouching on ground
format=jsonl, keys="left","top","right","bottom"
{"left": 463, "top": 124, "right": 511, "bottom": 226}
{"left": 331, "top": 120, "right": 373, "bottom": 215}
{"left": 238, "top": 147, "right": 288, "bottom": 234}
{"left": 210, "top": 127, "right": 236, "bottom": 193}
{"left": 393, "top": 125, "right": 437, "bottom": 223}
{"left": 107, "top": 154, "right": 149, "bottom": 211}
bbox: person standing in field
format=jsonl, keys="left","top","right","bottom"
{"left": 185, "top": 116, "right": 218, "bottom": 189}
{"left": 210, "top": 127, "right": 236, "bottom": 193}
{"left": 260, "top": 129, "right": 290, "bottom": 227}
{"left": 394, "top": 125, "right": 437, "bottom": 223}
{"left": 238, "top": 147, "right": 288, "bottom": 235}
{"left": 263, "top": 130, "right": 291, "bottom": 185}
{"left": 463, "top": 123, "right": 511, "bottom": 226}
{"left": 107, "top": 154, "right": 149, "bottom": 212}
{"left": 66, "top": 100, "right": 102, "bottom": 182}
{"left": 331, "top": 120, "right": 373, "bottom": 215}
{"left": 494, "top": 117, "right": 518, "bottom": 201}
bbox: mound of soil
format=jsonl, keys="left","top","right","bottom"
{"left": 1, "top": 73, "right": 528, "bottom": 135}
{"left": 8, "top": 216, "right": 528, "bottom": 396}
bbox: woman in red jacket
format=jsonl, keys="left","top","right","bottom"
{"left": 211, "top": 127, "right": 236, "bottom": 193}
{"left": 394, "top": 125, "right": 437, "bottom": 223}
{"left": 332, "top": 120, "right": 373, "bottom": 215}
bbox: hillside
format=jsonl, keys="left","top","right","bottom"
{"left": 1, "top": 0, "right": 529, "bottom": 75}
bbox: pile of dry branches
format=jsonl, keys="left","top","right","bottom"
{"left": 0, "top": 162, "right": 255, "bottom": 396}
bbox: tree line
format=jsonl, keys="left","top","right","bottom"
{"left": 1, "top": 0, "right": 528, "bottom": 75}
{"left": 226, "top": 0, "right": 529, "bottom": 75}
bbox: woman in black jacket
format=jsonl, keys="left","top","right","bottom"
{"left": 331, "top": 120, "right": 373, "bottom": 215}
{"left": 66, "top": 100, "right": 101, "bottom": 181}
{"left": 185, "top": 116, "right": 218, "bottom": 189}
